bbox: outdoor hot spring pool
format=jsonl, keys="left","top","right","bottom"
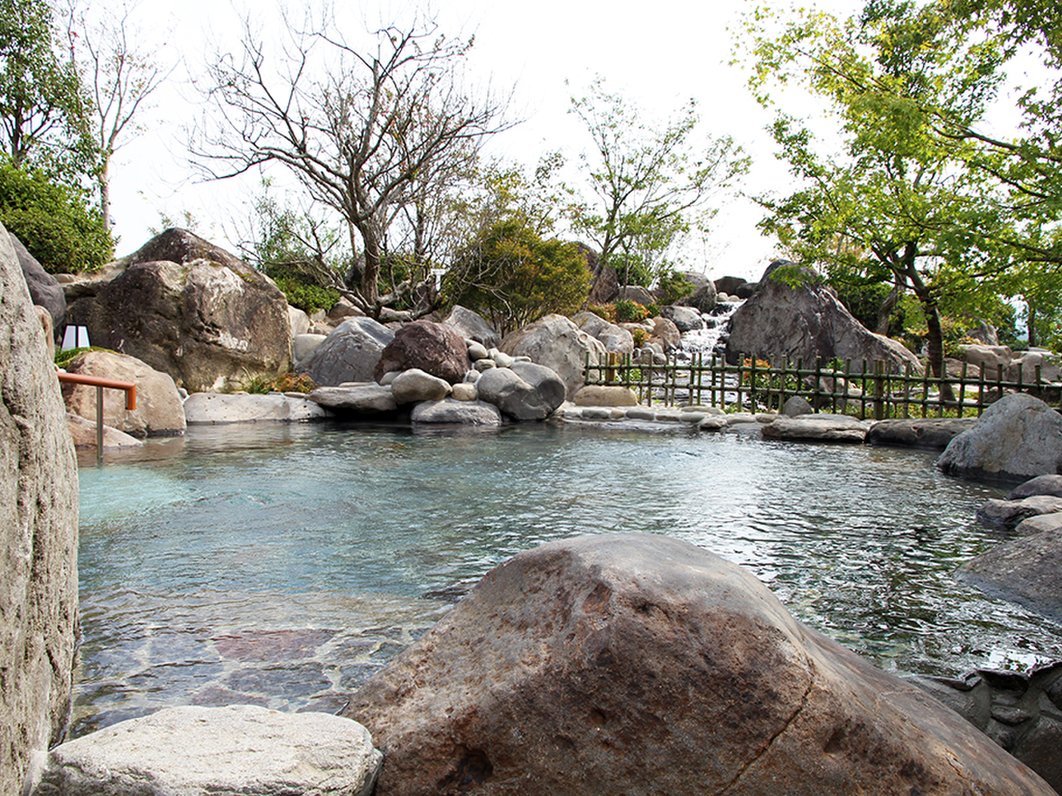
{"left": 72, "top": 421, "right": 1062, "bottom": 737}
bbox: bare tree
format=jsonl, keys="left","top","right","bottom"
{"left": 64, "top": 1, "right": 169, "bottom": 229}
{"left": 195, "top": 14, "right": 509, "bottom": 315}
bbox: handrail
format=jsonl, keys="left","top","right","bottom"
{"left": 56, "top": 372, "right": 138, "bottom": 464}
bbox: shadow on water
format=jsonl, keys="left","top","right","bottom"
{"left": 72, "top": 421, "right": 1062, "bottom": 737}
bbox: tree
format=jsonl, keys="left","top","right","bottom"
{"left": 443, "top": 217, "right": 590, "bottom": 336}
{"left": 0, "top": 0, "right": 93, "bottom": 182}
{"left": 64, "top": 1, "right": 169, "bottom": 230}
{"left": 196, "top": 14, "right": 508, "bottom": 316}
{"left": 567, "top": 78, "right": 746, "bottom": 288}
{"left": 747, "top": 2, "right": 1020, "bottom": 380}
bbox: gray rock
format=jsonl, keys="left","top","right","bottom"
{"left": 183, "top": 392, "right": 327, "bottom": 424}
{"left": 1009, "top": 475, "right": 1062, "bottom": 500}
{"left": 661, "top": 305, "right": 705, "bottom": 332}
{"left": 1008, "top": 350, "right": 1061, "bottom": 384}
{"left": 464, "top": 369, "right": 480, "bottom": 384}
{"left": 287, "top": 305, "right": 311, "bottom": 338}
{"left": 957, "top": 344, "right": 1013, "bottom": 376}
{"left": 442, "top": 305, "right": 500, "bottom": 348}
{"left": 345, "top": 534, "right": 1051, "bottom": 796}
{"left": 10, "top": 231, "right": 65, "bottom": 329}
{"left": 762, "top": 414, "right": 868, "bottom": 444}
{"left": 474, "top": 358, "right": 496, "bottom": 372}
{"left": 0, "top": 223, "right": 79, "bottom": 795}
{"left": 1014, "top": 512, "right": 1062, "bottom": 536}
{"left": 391, "top": 369, "right": 452, "bottom": 405}
{"left": 573, "top": 385, "right": 639, "bottom": 407}
{"left": 678, "top": 282, "right": 718, "bottom": 314}
{"left": 616, "top": 285, "right": 655, "bottom": 305}
{"left": 308, "top": 384, "right": 397, "bottom": 414}
{"left": 866, "top": 418, "right": 978, "bottom": 450}
{"left": 960, "top": 525, "right": 1062, "bottom": 623}
{"left": 782, "top": 395, "right": 814, "bottom": 417}
{"left": 965, "top": 320, "right": 1000, "bottom": 346}
{"left": 292, "top": 333, "right": 326, "bottom": 367}
{"left": 490, "top": 349, "right": 514, "bottom": 368}
{"left": 33, "top": 705, "right": 381, "bottom": 796}
{"left": 699, "top": 415, "right": 729, "bottom": 432}
{"left": 975, "top": 496, "right": 1062, "bottom": 530}
{"left": 571, "top": 311, "right": 635, "bottom": 355}
{"left": 303, "top": 317, "right": 394, "bottom": 387}
{"left": 451, "top": 382, "right": 477, "bottom": 401}
{"left": 476, "top": 364, "right": 565, "bottom": 421}
{"left": 501, "top": 314, "right": 606, "bottom": 399}
{"left": 937, "top": 394, "right": 1062, "bottom": 481}
{"left": 66, "top": 413, "right": 143, "bottom": 449}
{"left": 714, "top": 275, "right": 751, "bottom": 296}
{"left": 467, "top": 341, "right": 489, "bottom": 361}
{"left": 649, "top": 316, "right": 682, "bottom": 351}
{"left": 411, "top": 398, "right": 502, "bottom": 426}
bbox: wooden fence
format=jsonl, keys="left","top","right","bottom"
{"left": 584, "top": 352, "right": 1062, "bottom": 419}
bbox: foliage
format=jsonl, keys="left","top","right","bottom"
{"left": 0, "top": 157, "right": 113, "bottom": 272}
{"left": 655, "top": 269, "right": 695, "bottom": 305}
{"left": 238, "top": 372, "right": 317, "bottom": 394}
{"left": 443, "top": 217, "right": 590, "bottom": 336}
{"left": 614, "top": 299, "right": 650, "bottom": 323}
{"left": 269, "top": 273, "right": 339, "bottom": 315}
{"left": 630, "top": 327, "right": 649, "bottom": 348}
{"left": 586, "top": 303, "right": 616, "bottom": 322}
{"left": 54, "top": 345, "right": 115, "bottom": 368}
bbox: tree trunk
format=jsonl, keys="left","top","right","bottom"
{"left": 361, "top": 227, "right": 382, "bottom": 313}
{"left": 99, "top": 158, "right": 112, "bottom": 231}
{"left": 1027, "top": 301, "right": 1039, "bottom": 347}
{"left": 874, "top": 283, "right": 901, "bottom": 335}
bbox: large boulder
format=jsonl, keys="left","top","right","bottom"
{"left": 976, "top": 495, "right": 1062, "bottom": 530}
{"left": 123, "top": 227, "right": 246, "bottom": 271}
{"left": 9, "top": 231, "right": 65, "bottom": 330}
{"left": 571, "top": 311, "right": 634, "bottom": 355}
{"left": 373, "top": 320, "right": 469, "bottom": 385}
{"left": 307, "top": 384, "right": 397, "bottom": 415}
{"left": 0, "top": 223, "right": 79, "bottom": 795}
{"left": 725, "top": 263, "right": 920, "bottom": 372}
{"left": 866, "top": 418, "right": 978, "bottom": 450}
{"left": 616, "top": 285, "right": 656, "bottom": 306}
{"left": 715, "top": 275, "right": 751, "bottom": 296}
{"left": 960, "top": 525, "right": 1062, "bottom": 623}
{"left": 580, "top": 244, "right": 620, "bottom": 304}
{"left": 649, "top": 316, "right": 682, "bottom": 351}
{"left": 762, "top": 413, "right": 869, "bottom": 444}
{"left": 183, "top": 392, "right": 327, "bottom": 424}
{"left": 500, "top": 314, "right": 606, "bottom": 400}
{"left": 303, "top": 317, "right": 394, "bottom": 387}
{"left": 1009, "top": 350, "right": 1061, "bottom": 384}
{"left": 937, "top": 394, "right": 1062, "bottom": 481}
{"left": 33, "top": 705, "right": 381, "bottom": 796}
{"left": 345, "top": 534, "right": 1050, "bottom": 795}
{"left": 678, "top": 281, "right": 717, "bottom": 314}
{"left": 442, "top": 305, "right": 500, "bottom": 349}
{"left": 390, "top": 369, "right": 452, "bottom": 405}
{"left": 60, "top": 350, "right": 185, "bottom": 437}
{"left": 1010, "top": 474, "right": 1062, "bottom": 500}
{"left": 475, "top": 363, "right": 565, "bottom": 421}
{"left": 66, "top": 232, "right": 291, "bottom": 392}
{"left": 661, "top": 305, "right": 705, "bottom": 332}
{"left": 957, "top": 344, "right": 1013, "bottom": 376}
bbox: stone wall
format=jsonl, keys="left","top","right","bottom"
{"left": 0, "top": 223, "right": 80, "bottom": 793}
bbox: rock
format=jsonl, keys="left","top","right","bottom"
{"left": 1009, "top": 475, "right": 1062, "bottom": 500}
{"left": 303, "top": 317, "right": 394, "bottom": 387}
{"left": 467, "top": 341, "right": 489, "bottom": 361}
{"left": 678, "top": 281, "right": 717, "bottom": 313}
{"left": 476, "top": 364, "right": 565, "bottom": 421}
{"left": 649, "top": 316, "right": 682, "bottom": 351}
{"left": 292, "top": 333, "right": 326, "bottom": 366}
{"left": 390, "top": 369, "right": 452, "bottom": 405}
{"left": 60, "top": 350, "right": 185, "bottom": 437}
{"left": 344, "top": 534, "right": 1050, "bottom": 796}
{"left": 910, "top": 662, "right": 1062, "bottom": 792}
{"left": 661, "top": 305, "right": 705, "bottom": 332}
{"left": 960, "top": 525, "right": 1062, "bottom": 623}
{"left": 957, "top": 344, "right": 1013, "bottom": 376}
{"left": 373, "top": 320, "right": 469, "bottom": 384}
{"left": 10, "top": 231, "right": 65, "bottom": 329}
{"left": 782, "top": 395, "right": 814, "bottom": 417}
{"left": 866, "top": 418, "right": 978, "bottom": 451}
{"left": 1014, "top": 512, "right": 1062, "bottom": 536}
{"left": 307, "top": 384, "right": 398, "bottom": 414}
{"left": 715, "top": 275, "right": 751, "bottom": 296}
{"left": 451, "top": 382, "right": 477, "bottom": 401}
{"left": 326, "top": 297, "right": 363, "bottom": 324}
{"left": 65, "top": 413, "right": 143, "bottom": 448}
{"left": 975, "top": 496, "right": 1062, "bottom": 530}
{"left": 966, "top": 320, "right": 1000, "bottom": 346}
{"left": 489, "top": 349, "right": 514, "bottom": 368}
{"left": 474, "top": 358, "right": 496, "bottom": 372}
{"left": 442, "top": 305, "right": 500, "bottom": 349}
{"left": 573, "top": 385, "right": 639, "bottom": 407}
{"left": 500, "top": 314, "right": 606, "bottom": 400}
{"left": 183, "top": 392, "right": 327, "bottom": 424}
{"left": 67, "top": 233, "right": 291, "bottom": 392}
{"left": 762, "top": 413, "right": 868, "bottom": 444}
{"left": 287, "top": 305, "right": 311, "bottom": 337}
{"left": 33, "top": 705, "right": 381, "bottom": 796}
{"left": 936, "top": 394, "right": 1062, "bottom": 481}
{"left": 579, "top": 244, "right": 618, "bottom": 304}
{"left": 735, "top": 281, "right": 757, "bottom": 299}
{"left": 35, "top": 306, "right": 54, "bottom": 360}
{"left": 410, "top": 399, "right": 503, "bottom": 426}
{"left": 616, "top": 285, "right": 656, "bottom": 306}
{"left": 1009, "top": 350, "right": 1061, "bottom": 384}
{"left": 571, "top": 311, "right": 634, "bottom": 355}
{"left": 725, "top": 262, "right": 920, "bottom": 373}
{"left": 124, "top": 227, "right": 246, "bottom": 270}
{"left": 699, "top": 415, "right": 729, "bottom": 432}
{"left": 0, "top": 223, "right": 79, "bottom": 795}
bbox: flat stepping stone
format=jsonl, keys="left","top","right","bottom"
{"left": 308, "top": 384, "right": 397, "bottom": 413}
{"left": 762, "top": 414, "right": 868, "bottom": 444}
{"left": 866, "top": 418, "right": 977, "bottom": 450}
{"left": 976, "top": 496, "right": 1062, "bottom": 530}
{"left": 184, "top": 392, "right": 327, "bottom": 424}
{"left": 33, "top": 705, "right": 381, "bottom": 795}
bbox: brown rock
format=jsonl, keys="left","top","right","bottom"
{"left": 373, "top": 320, "right": 469, "bottom": 385}
{"left": 66, "top": 413, "right": 143, "bottom": 449}
{"left": 649, "top": 316, "right": 681, "bottom": 350}
{"left": 345, "top": 534, "right": 1050, "bottom": 795}
{"left": 0, "top": 223, "right": 79, "bottom": 794}
{"left": 124, "top": 227, "right": 247, "bottom": 272}
{"left": 61, "top": 350, "right": 185, "bottom": 437}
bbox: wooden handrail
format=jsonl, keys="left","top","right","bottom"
{"left": 57, "top": 372, "right": 137, "bottom": 410}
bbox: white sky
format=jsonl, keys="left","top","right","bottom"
{"left": 105, "top": 0, "right": 865, "bottom": 281}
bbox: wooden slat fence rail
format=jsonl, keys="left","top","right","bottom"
{"left": 584, "top": 352, "right": 1062, "bottom": 419}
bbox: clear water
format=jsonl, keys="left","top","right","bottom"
{"left": 72, "top": 421, "right": 1062, "bottom": 737}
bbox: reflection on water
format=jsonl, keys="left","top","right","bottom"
{"left": 73, "top": 421, "right": 1062, "bottom": 736}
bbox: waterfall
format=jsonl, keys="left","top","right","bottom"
{"left": 678, "top": 299, "right": 744, "bottom": 359}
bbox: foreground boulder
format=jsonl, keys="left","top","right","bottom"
{"left": 60, "top": 350, "right": 185, "bottom": 437}
{"left": 501, "top": 314, "right": 606, "bottom": 399}
{"left": 937, "top": 394, "right": 1062, "bottom": 481}
{"left": 960, "top": 525, "right": 1062, "bottom": 623}
{"left": 726, "top": 262, "right": 920, "bottom": 372}
{"left": 33, "top": 705, "right": 381, "bottom": 795}
{"left": 303, "top": 317, "right": 394, "bottom": 387}
{"left": 373, "top": 320, "right": 469, "bottom": 384}
{"left": 67, "top": 230, "right": 291, "bottom": 391}
{"left": 0, "top": 223, "right": 79, "bottom": 795}
{"left": 345, "top": 534, "right": 1050, "bottom": 795}
{"left": 476, "top": 362, "right": 565, "bottom": 421}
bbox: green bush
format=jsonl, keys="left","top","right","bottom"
{"left": 269, "top": 272, "right": 340, "bottom": 314}
{"left": 587, "top": 303, "right": 617, "bottom": 322}
{"left": 655, "top": 270, "right": 695, "bottom": 305}
{"left": 0, "top": 160, "right": 113, "bottom": 273}
{"left": 615, "top": 299, "right": 650, "bottom": 323}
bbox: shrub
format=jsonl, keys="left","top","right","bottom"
{"left": 615, "top": 299, "right": 649, "bottom": 323}
{"left": 587, "top": 303, "right": 617, "bottom": 322}
{"left": 655, "top": 270, "right": 695, "bottom": 305}
{"left": 269, "top": 273, "right": 340, "bottom": 314}
{"left": 0, "top": 160, "right": 113, "bottom": 273}
{"left": 631, "top": 327, "right": 649, "bottom": 347}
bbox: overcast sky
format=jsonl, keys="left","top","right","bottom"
{"left": 103, "top": 0, "right": 864, "bottom": 281}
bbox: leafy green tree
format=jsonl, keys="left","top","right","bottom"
{"left": 567, "top": 78, "right": 747, "bottom": 289}
{"left": 443, "top": 217, "right": 590, "bottom": 335}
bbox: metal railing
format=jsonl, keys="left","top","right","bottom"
{"left": 57, "top": 372, "right": 137, "bottom": 464}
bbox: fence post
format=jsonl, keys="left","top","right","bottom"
{"left": 872, "top": 361, "right": 884, "bottom": 421}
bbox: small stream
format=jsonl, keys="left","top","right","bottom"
{"left": 72, "top": 422, "right": 1062, "bottom": 737}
